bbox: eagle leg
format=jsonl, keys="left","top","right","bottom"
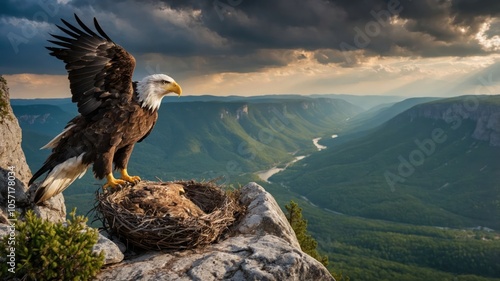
{"left": 120, "top": 169, "right": 141, "bottom": 184}
{"left": 103, "top": 173, "right": 128, "bottom": 189}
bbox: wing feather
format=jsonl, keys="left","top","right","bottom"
{"left": 54, "top": 24, "right": 80, "bottom": 38}
{"left": 74, "top": 15, "right": 101, "bottom": 38}
{"left": 93, "top": 18, "right": 113, "bottom": 41}
{"left": 49, "top": 34, "right": 74, "bottom": 44}
{"left": 47, "top": 14, "right": 136, "bottom": 118}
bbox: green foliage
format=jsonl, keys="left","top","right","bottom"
{"left": 274, "top": 96, "right": 500, "bottom": 229}
{"left": 261, "top": 181, "right": 500, "bottom": 281}
{"left": 319, "top": 217, "right": 500, "bottom": 280}
{"left": 330, "top": 271, "right": 351, "bottom": 281}
{"left": 285, "top": 201, "right": 352, "bottom": 280}
{"left": 285, "top": 201, "right": 329, "bottom": 267}
{"left": 0, "top": 209, "right": 104, "bottom": 280}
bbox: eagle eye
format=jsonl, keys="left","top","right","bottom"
{"left": 161, "top": 80, "right": 171, "bottom": 85}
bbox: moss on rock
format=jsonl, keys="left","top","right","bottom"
{"left": 0, "top": 76, "right": 12, "bottom": 123}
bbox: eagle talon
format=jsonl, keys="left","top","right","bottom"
{"left": 103, "top": 174, "right": 128, "bottom": 189}
{"left": 120, "top": 169, "right": 141, "bottom": 184}
{"left": 122, "top": 175, "right": 141, "bottom": 184}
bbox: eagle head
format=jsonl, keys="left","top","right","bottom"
{"left": 137, "top": 74, "right": 182, "bottom": 111}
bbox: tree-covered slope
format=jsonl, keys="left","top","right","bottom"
{"left": 18, "top": 96, "right": 361, "bottom": 188}
{"left": 127, "top": 97, "right": 361, "bottom": 180}
{"left": 272, "top": 95, "right": 500, "bottom": 229}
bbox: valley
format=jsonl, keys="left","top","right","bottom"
{"left": 257, "top": 134, "right": 338, "bottom": 181}
{"left": 14, "top": 94, "right": 500, "bottom": 281}
{"left": 272, "top": 95, "right": 500, "bottom": 230}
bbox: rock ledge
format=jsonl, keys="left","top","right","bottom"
{"left": 95, "top": 182, "right": 334, "bottom": 281}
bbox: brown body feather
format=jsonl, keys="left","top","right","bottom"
{"left": 29, "top": 15, "right": 161, "bottom": 204}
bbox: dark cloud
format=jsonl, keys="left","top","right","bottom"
{"left": 451, "top": 0, "right": 500, "bottom": 19}
{"left": 134, "top": 49, "right": 299, "bottom": 78}
{"left": 0, "top": 0, "right": 499, "bottom": 77}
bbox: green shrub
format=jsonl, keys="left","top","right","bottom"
{"left": 0, "top": 209, "right": 104, "bottom": 280}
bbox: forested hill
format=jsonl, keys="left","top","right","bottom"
{"left": 272, "top": 95, "right": 500, "bottom": 229}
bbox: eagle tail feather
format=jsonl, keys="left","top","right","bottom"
{"left": 34, "top": 153, "right": 88, "bottom": 204}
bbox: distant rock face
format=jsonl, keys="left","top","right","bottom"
{"left": 236, "top": 104, "right": 248, "bottom": 120}
{"left": 472, "top": 111, "right": 500, "bottom": 146}
{"left": 18, "top": 113, "right": 52, "bottom": 124}
{"left": 0, "top": 76, "right": 65, "bottom": 223}
{"left": 406, "top": 96, "right": 500, "bottom": 146}
{"left": 95, "top": 182, "right": 334, "bottom": 281}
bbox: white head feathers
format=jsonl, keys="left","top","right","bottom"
{"left": 136, "top": 74, "right": 177, "bottom": 111}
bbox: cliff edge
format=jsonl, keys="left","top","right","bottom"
{"left": 96, "top": 182, "right": 334, "bottom": 281}
{"left": 0, "top": 76, "right": 65, "bottom": 223}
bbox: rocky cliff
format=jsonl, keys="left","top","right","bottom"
{"left": 405, "top": 95, "right": 500, "bottom": 146}
{"left": 96, "top": 182, "right": 334, "bottom": 281}
{"left": 0, "top": 76, "right": 32, "bottom": 200}
{"left": 0, "top": 76, "right": 65, "bottom": 223}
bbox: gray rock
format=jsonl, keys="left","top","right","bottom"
{"left": 0, "top": 224, "right": 9, "bottom": 237}
{"left": 94, "top": 233, "right": 125, "bottom": 265}
{"left": 236, "top": 182, "right": 301, "bottom": 249}
{"left": 474, "top": 111, "right": 500, "bottom": 146}
{"left": 95, "top": 182, "right": 334, "bottom": 281}
{"left": 0, "top": 76, "right": 66, "bottom": 223}
{"left": 407, "top": 97, "right": 500, "bottom": 146}
{"left": 30, "top": 184, "right": 66, "bottom": 223}
{"left": 0, "top": 76, "right": 32, "bottom": 220}
{"left": 100, "top": 230, "right": 128, "bottom": 253}
{"left": 0, "top": 77, "right": 31, "bottom": 186}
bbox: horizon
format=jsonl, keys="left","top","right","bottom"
{"left": 4, "top": 93, "right": 415, "bottom": 100}
{"left": 8, "top": 92, "right": 500, "bottom": 100}
{"left": 1, "top": 1, "right": 500, "bottom": 99}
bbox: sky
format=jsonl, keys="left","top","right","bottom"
{"left": 1, "top": 0, "right": 500, "bottom": 99}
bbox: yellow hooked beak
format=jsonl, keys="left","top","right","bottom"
{"left": 164, "top": 81, "right": 182, "bottom": 97}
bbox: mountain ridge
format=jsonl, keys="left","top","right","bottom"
{"left": 271, "top": 95, "right": 500, "bottom": 229}
{"left": 17, "top": 96, "right": 362, "bottom": 187}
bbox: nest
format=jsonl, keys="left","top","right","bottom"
{"left": 95, "top": 180, "right": 242, "bottom": 251}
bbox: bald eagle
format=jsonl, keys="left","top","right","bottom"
{"left": 29, "top": 15, "right": 182, "bottom": 204}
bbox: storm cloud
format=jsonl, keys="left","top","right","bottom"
{"left": 1, "top": 0, "right": 499, "bottom": 78}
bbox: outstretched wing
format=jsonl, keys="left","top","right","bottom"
{"left": 47, "top": 14, "right": 136, "bottom": 118}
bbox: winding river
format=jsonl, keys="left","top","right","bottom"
{"left": 256, "top": 135, "right": 338, "bottom": 182}
{"left": 256, "top": 156, "right": 305, "bottom": 182}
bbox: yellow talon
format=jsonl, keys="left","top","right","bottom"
{"left": 103, "top": 173, "right": 127, "bottom": 189}
{"left": 120, "top": 169, "right": 141, "bottom": 184}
